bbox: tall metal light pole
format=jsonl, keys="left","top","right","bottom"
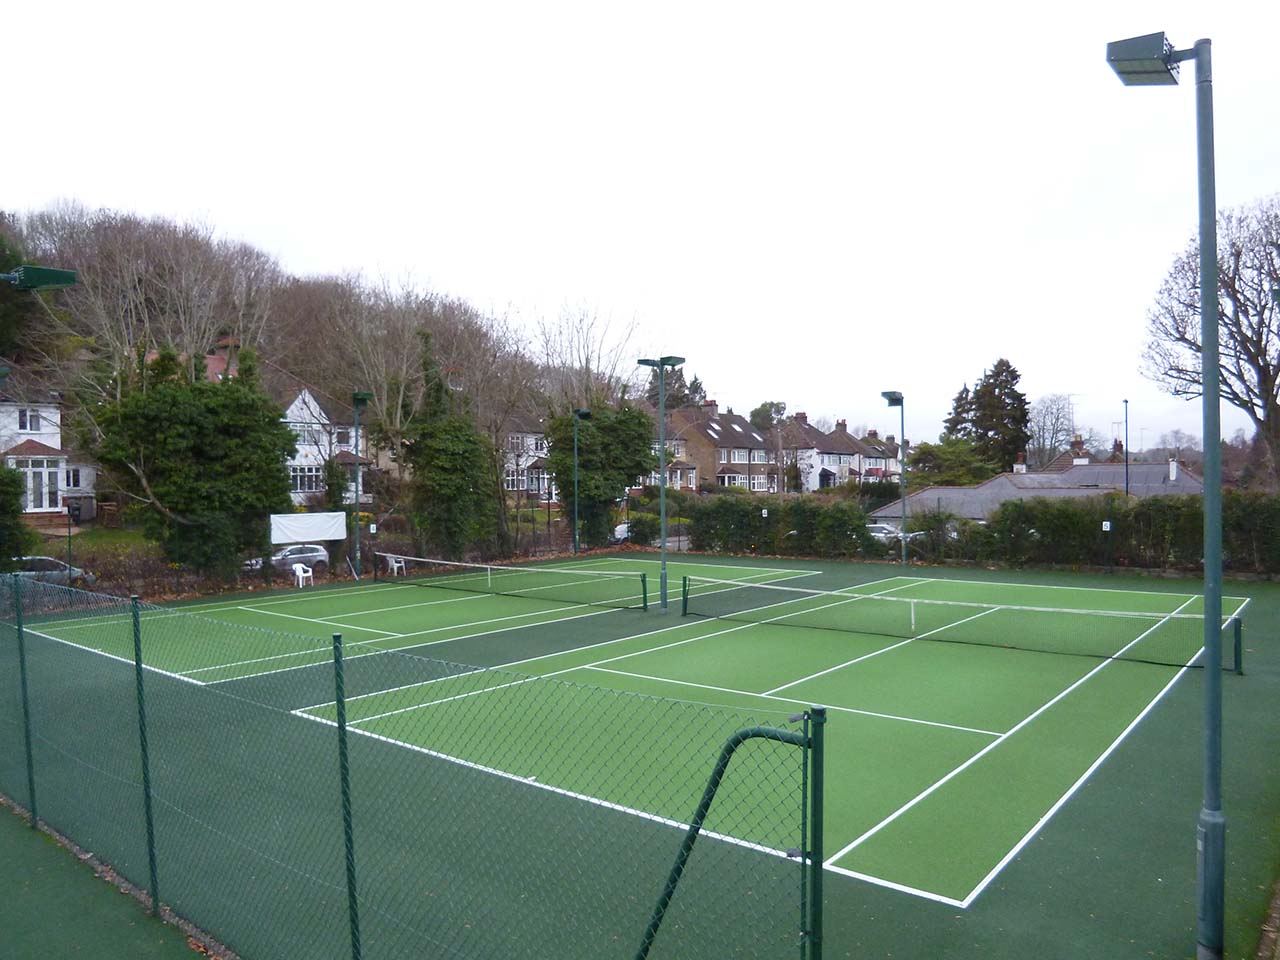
{"left": 881, "top": 391, "right": 907, "bottom": 566}
{"left": 571, "top": 408, "right": 591, "bottom": 554}
{"left": 1108, "top": 32, "right": 1224, "bottom": 960}
{"left": 1124, "top": 399, "right": 1130, "bottom": 496}
{"left": 351, "top": 391, "right": 372, "bottom": 579}
{"left": 639, "top": 356, "right": 685, "bottom": 611}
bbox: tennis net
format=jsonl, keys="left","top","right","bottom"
{"left": 681, "top": 576, "right": 1245, "bottom": 670}
{"left": 374, "top": 553, "right": 648, "bottom": 611}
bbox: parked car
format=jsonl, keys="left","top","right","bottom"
{"left": 242, "top": 543, "right": 331, "bottom": 575}
{"left": 865, "top": 524, "right": 923, "bottom": 545}
{"left": 11, "top": 556, "right": 97, "bottom": 586}
{"left": 610, "top": 522, "right": 631, "bottom": 544}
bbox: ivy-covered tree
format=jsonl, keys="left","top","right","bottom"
{"left": 546, "top": 405, "right": 657, "bottom": 548}
{"left": 0, "top": 466, "right": 38, "bottom": 567}
{"left": 322, "top": 458, "right": 350, "bottom": 512}
{"left": 401, "top": 332, "right": 498, "bottom": 560}
{"left": 79, "top": 347, "right": 296, "bottom": 575}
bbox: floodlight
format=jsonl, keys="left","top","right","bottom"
{"left": 1106, "top": 32, "right": 1180, "bottom": 86}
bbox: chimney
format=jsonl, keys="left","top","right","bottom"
{"left": 1013, "top": 452, "right": 1027, "bottom": 474}
{"left": 1070, "top": 434, "right": 1085, "bottom": 455}
{"left": 1169, "top": 458, "right": 1178, "bottom": 481}
{"left": 835, "top": 419, "right": 847, "bottom": 433}
{"left": 702, "top": 400, "right": 718, "bottom": 417}
{"left": 1112, "top": 439, "right": 1124, "bottom": 454}
{"left": 867, "top": 428, "right": 879, "bottom": 440}
{"left": 886, "top": 435, "right": 896, "bottom": 445}
{"left": 794, "top": 412, "right": 808, "bottom": 425}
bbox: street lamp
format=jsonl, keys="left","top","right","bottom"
{"left": 1123, "top": 399, "right": 1130, "bottom": 496}
{"left": 638, "top": 356, "right": 685, "bottom": 611}
{"left": 351, "top": 391, "right": 372, "bottom": 579}
{"left": 881, "top": 391, "right": 907, "bottom": 566}
{"left": 1108, "top": 31, "right": 1225, "bottom": 960}
{"left": 572, "top": 409, "right": 591, "bottom": 554}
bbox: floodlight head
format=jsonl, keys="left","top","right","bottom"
{"left": 573, "top": 408, "right": 591, "bottom": 420}
{"left": 1107, "top": 32, "right": 1180, "bottom": 85}
{"left": 882, "top": 390, "right": 903, "bottom": 407}
{"left": 659, "top": 355, "right": 685, "bottom": 367}
{"left": 352, "top": 390, "right": 373, "bottom": 410}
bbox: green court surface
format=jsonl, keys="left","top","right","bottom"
{"left": 16, "top": 554, "right": 1253, "bottom": 915}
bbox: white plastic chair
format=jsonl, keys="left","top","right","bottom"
{"left": 293, "top": 562, "right": 314, "bottom": 587}
{"left": 389, "top": 556, "right": 407, "bottom": 577}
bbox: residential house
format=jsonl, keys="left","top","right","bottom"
{"left": 645, "top": 432, "right": 698, "bottom": 491}
{"left": 666, "top": 401, "right": 777, "bottom": 493}
{"left": 281, "top": 388, "right": 372, "bottom": 506}
{"left": 0, "top": 385, "right": 97, "bottom": 519}
{"left": 503, "top": 414, "right": 558, "bottom": 502}
{"left": 859, "top": 429, "right": 902, "bottom": 482}
{"left": 869, "top": 460, "right": 1204, "bottom": 528}
{"left": 781, "top": 413, "right": 869, "bottom": 491}
{"left": 1040, "top": 434, "right": 1096, "bottom": 472}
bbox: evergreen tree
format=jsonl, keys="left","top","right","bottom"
{"left": 644, "top": 366, "right": 689, "bottom": 408}
{"left": 907, "top": 437, "right": 1000, "bottom": 487}
{"left": 942, "top": 385, "right": 973, "bottom": 439}
{"left": 969, "top": 359, "right": 1031, "bottom": 471}
{"left": 80, "top": 347, "right": 296, "bottom": 576}
{"left": 749, "top": 401, "right": 787, "bottom": 433}
{"left": 0, "top": 467, "right": 38, "bottom": 567}
{"left": 685, "top": 374, "right": 707, "bottom": 407}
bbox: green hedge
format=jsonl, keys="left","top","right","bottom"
{"left": 687, "top": 493, "right": 881, "bottom": 558}
{"left": 685, "top": 489, "right": 1280, "bottom": 574}
{"left": 910, "top": 491, "right": 1280, "bottom": 573}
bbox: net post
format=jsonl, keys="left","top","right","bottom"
{"left": 372, "top": 551, "right": 379, "bottom": 582}
{"left": 681, "top": 576, "right": 688, "bottom": 616}
{"left": 641, "top": 572, "right": 648, "bottom": 611}
{"left": 130, "top": 596, "right": 161, "bottom": 916}
{"left": 331, "top": 633, "right": 364, "bottom": 960}
{"left": 807, "top": 706, "right": 826, "bottom": 960}
{"left": 1232, "top": 617, "right": 1243, "bottom": 676}
{"left": 12, "top": 574, "right": 39, "bottom": 830}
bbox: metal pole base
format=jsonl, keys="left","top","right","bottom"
{"left": 659, "top": 569, "right": 668, "bottom": 613}
{"left": 1196, "top": 806, "right": 1226, "bottom": 960}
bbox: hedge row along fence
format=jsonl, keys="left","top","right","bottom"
{"left": 657, "top": 490, "right": 1280, "bottom": 574}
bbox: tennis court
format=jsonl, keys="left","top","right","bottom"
{"left": 18, "top": 553, "right": 1249, "bottom": 910}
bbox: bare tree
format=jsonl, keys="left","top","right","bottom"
{"left": 1143, "top": 194, "right": 1280, "bottom": 485}
{"left": 537, "top": 307, "right": 642, "bottom": 411}
{"left": 1028, "top": 394, "right": 1074, "bottom": 467}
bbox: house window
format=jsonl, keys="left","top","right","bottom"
{"left": 336, "top": 429, "right": 351, "bottom": 445}
{"left": 751, "top": 450, "right": 769, "bottom": 463}
{"left": 295, "top": 426, "right": 317, "bottom": 445}
{"left": 504, "top": 468, "right": 524, "bottom": 491}
{"left": 718, "top": 448, "right": 728, "bottom": 463}
{"left": 731, "top": 449, "right": 748, "bottom": 463}
{"left": 750, "top": 474, "right": 768, "bottom": 491}
{"left": 18, "top": 409, "right": 41, "bottom": 432}
{"left": 507, "top": 435, "right": 524, "bottom": 452}
{"left": 290, "top": 465, "right": 322, "bottom": 492}
{"left": 534, "top": 437, "right": 548, "bottom": 454}
{"left": 731, "top": 474, "right": 748, "bottom": 488}
{"left": 65, "top": 468, "right": 81, "bottom": 489}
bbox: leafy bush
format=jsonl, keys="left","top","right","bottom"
{"left": 626, "top": 513, "right": 661, "bottom": 545}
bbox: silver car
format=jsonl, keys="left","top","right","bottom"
{"left": 12, "top": 556, "right": 98, "bottom": 586}
{"left": 242, "top": 543, "right": 331, "bottom": 575}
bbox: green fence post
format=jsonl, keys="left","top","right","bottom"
{"left": 131, "top": 597, "right": 161, "bottom": 915}
{"left": 808, "top": 707, "right": 826, "bottom": 960}
{"left": 1233, "top": 617, "right": 1243, "bottom": 676}
{"left": 12, "top": 573, "right": 38, "bottom": 829}
{"left": 641, "top": 572, "right": 648, "bottom": 611}
{"left": 332, "top": 633, "right": 363, "bottom": 960}
{"left": 681, "top": 576, "right": 688, "bottom": 617}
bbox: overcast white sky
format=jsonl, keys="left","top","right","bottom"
{"left": 9, "top": 1, "right": 1278, "bottom": 451}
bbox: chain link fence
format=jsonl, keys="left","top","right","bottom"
{"left": 0, "top": 575, "right": 825, "bottom": 960}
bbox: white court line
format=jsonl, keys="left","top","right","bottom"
{"left": 293, "top": 712, "right": 798, "bottom": 862}
{"left": 957, "top": 645, "right": 1201, "bottom": 907}
{"left": 333, "top": 578, "right": 926, "bottom": 725}
{"left": 822, "top": 596, "right": 1198, "bottom": 873}
{"left": 764, "top": 607, "right": 1003, "bottom": 697}
{"left": 585, "top": 666, "right": 1002, "bottom": 737}
{"left": 23, "top": 628, "right": 204, "bottom": 686}
{"left": 242, "top": 605, "right": 407, "bottom": 637}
